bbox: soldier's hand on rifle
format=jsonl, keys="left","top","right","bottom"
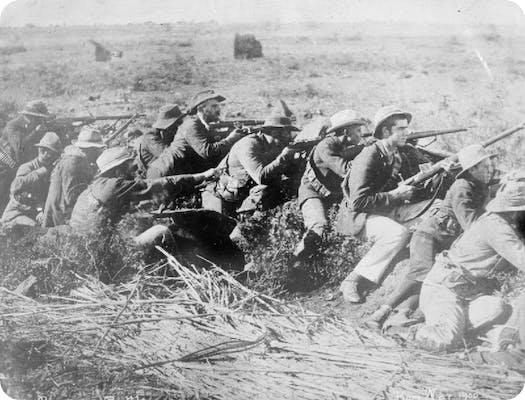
{"left": 441, "top": 158, "right": 458, "bottom": 174}
{"left": 390, "top": 184, "right": 416, "bottom": 201}
{"left": 226, "top": 127, "right": 246, "bottom": 142}
{"left": 279, "top": 146, "right": 297, "bottom": 160}
{"left": 202, "top": 167, "right": 220, "bottom": 180}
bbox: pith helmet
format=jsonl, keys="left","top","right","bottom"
{"left": 96, "top": 146, "right": 134, "bottom": 176}
{"left": 152, "top": 104, "right": 185, "bottom": 130}
{"left": 373, "top": 105, "right": 412, "bottom": 138}
{"left": 74, "top": 126, "right": 106, "bottom": 149}
{"left": 456, "top": 144, "right": 497, "bottom": 178}
{"left": 35, "top": 131, "right": 61, "bottom": 154}
{"left": 188, "top": 89, "right": 225, "bottom": 114}
{"left": 486, "top": 170, "right": 525, "bottom": 213}
{"left": 21, "top": 100, "right": 52, "bottom": 118}
{"left": 326, "top": 109, "right": 368, "bottom": 134}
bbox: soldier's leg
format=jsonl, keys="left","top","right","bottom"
{"left": 293, "top": 198, "right": 326, "bottom": 259}
{"left": 468, "top": 295, "right": 512, "bottom": 333}
{"left": 415, "top": 283, "right": 467, "bottom": 352}
{"left": 367, "top": 231, "right": 438, "bottom": 327}
{"left": 340, "top": 215, "right": 410, "bottom": 303}
{"left": 134, "top": 224, "right": 175, "bottom": 250}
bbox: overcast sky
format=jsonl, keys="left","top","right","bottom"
{"left": 0, "top": 0, "right": 524, "bottom": 26}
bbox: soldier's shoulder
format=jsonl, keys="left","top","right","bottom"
{"left": 179, "top": 115, "right": 200, "bottom": 132}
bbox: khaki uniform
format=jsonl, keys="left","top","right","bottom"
{"left": 416, "top": 212, "right": 525, "bottom": 351}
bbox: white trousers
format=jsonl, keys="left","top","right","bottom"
{"left": 352, "top": 215, "right": 410, "bottom": 284}
{"left": 416, "top": 282, "right": 509, "bottom": 352}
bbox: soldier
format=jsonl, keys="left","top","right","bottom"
{"left": 147, "top": 90, "right": 245, "bottom": 178}
{"left": 42, "top": 127, "right": 106, "bottom": 228}
{"left": 69, "top": 147, "right": 216, "bottom": 237}
{"left": 1, "top": 132, "right": 61, "bottom": 229}
{"left": 411, "top": 171, "right": 525, "bottom": 352}
{"left": 293, "top": 109, "right": 369, "bottom": 261}
{"left": 0, "top": 101, "right": 52, "bottom": 212}
{"left": 367, "top": 144, "right": 497, "bottom": 329}
{"left": 135, "top": 104, "right": 184, "bottom": 173}
{"left": 201, "top": 107, "right": 300, "bottom": 216}
{"left": 338, "top": 106, "right": 429, "bottom": 303}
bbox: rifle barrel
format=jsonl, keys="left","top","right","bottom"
{"left": 362, "top": 127, "right": 468, "bottom": 139}
{"left": 481, "top": 123, "right": 525, "bottom": 147}
{"left": 53, "top": 114, "right": 146, "bottom": 123}
{"left": 210, "top": 119, "right": 265, "bottom": 130}
{"left": 408, "top": 128, "right": 468, "bottom": 140}
{"left": 402, "top": 123, "right": 525, "bottom": 186}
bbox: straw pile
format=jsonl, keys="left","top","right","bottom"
{"left": 1, "top": 249, "right": 523, "bottom": 399}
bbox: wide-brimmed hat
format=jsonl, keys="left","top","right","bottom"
{"left": 486, "top": 170, "right": 525, "bottom": 212}
{"left": 35, "top": 131, "right": 61, "bottom": 154}
{"left": 456, "top": 144, "right": 497, "bottom": 178}
{"left": 73, "top": 127, "right": 106, "bottom": 149}
{"left": 188, "top": 89, "right": 225, "bottom": 114}
{"left": 21, "top": 100, "right": 52, "bottom": 118}
{"left": 152, "top": 104, "right": 185, "bottom": 130}
{"left": 326, "top": 109, "right": 368, "bottom": 134}
{"left": 373, "top": 105, "right": 412, "bottom": 138}
{"left": 96, "top": 146, "right": 134, "bottom": 176}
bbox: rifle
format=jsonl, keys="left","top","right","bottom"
{"left": 209, "top": 119, "right": 265, "bottom": 130}
{"left": 104, "top": 113, "right": 143, "bottom": 145}
{"left": 287, "top": 138, "right": 323, "bottom": 152}
{"left": 46, "top": 114, "right": 146, "bottom": 127}
{"left": 362, "top": 127, "right": 469, "bottom": 140}
{"left": 402, "top": 123, "right": 525, "bottom": 186}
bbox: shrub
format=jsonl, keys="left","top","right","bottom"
{"left": 238, "top": 200, "right": 366, "bottom": 295}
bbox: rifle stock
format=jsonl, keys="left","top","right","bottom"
{"left": 402, "top": 123, "right": 525, "bottom": 186}
{"left": 104, "top": 113, "right": 143, "bottom": 144}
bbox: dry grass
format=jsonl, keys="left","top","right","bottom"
{"left": 1, "top": 251, "right": 523, "bottom": 400}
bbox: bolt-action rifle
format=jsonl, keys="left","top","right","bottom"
{"left": 45, "top": 113, "right": 146, "bottom": 127}
{"left": 209, "top": 119, "right": 265, "bottom": 130}
{"left": 402, "top": 123, "right": 525, "bottom": 186}
{"left": 104, "top": 113, "right": 144, "bottom": 145}
{"left": 362, "top": 127, "right": 469, "bottom": 140}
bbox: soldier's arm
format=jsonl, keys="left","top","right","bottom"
{"left": 349, "top": 151, "right": 404, "bottom": 213}
{"left": 487, "top": 216, "right": 525, "bottom": 271}
{"left": 185, "top": 121, "right": 236, "bottom": 163}
{"left": 237, "top": 141, "right": 291, "bottom": 185}
{"left": 450, "top": 180, "right": 483, "bottom": 230}
{"left": 319, "top": 139, "right": 363, "bottom": 177}
{"left": 10, "top": 163, "right": 49, "bottom": 195}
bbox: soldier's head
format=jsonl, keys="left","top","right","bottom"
{"left": 327, "top": 110, "right": 369, "bottom": 146}
{"left": 260, "top": 113, "right": 299, "bottom": 147}
{"left": 153, "top": 104, "right": 185, "bottom": 141}
{"left": 188, "top": 89, "right": 225, "bottom": 123}
{"left": 35, "top": 131, "right": 61, "bottom": 166}
{"left": 373, "top": 106, "right": 412, "bottom": 148}
{"left": 457, "top": 144, "right": 497, "bottom": 184}
{"left": 96, "top": 147, "right": 137, "bottom": 179}
{"left": 74, "top": 127, "right": 106, "bottom": 163}
{"left": 21, "top": 100, "right": 52, "bottom": 127}
{"left": 486, "top": 170, "right": 525, "bottom": 225}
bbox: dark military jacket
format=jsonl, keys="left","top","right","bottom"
{"left": 298, "top": 136, "right": 365, "bottom": 205}
{"left": 69, "top": 174, "right": 199, "bottom": 236}
{"left": 147, "top": 116, "right": 236, "bottom": 178}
